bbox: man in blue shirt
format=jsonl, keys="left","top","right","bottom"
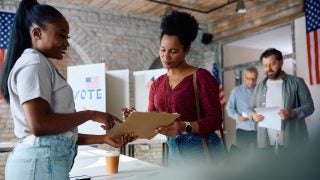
{"left": 226, "top": 66, "right": 258, "bottom": 151}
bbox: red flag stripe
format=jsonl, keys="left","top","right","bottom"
{"left": 314, "top": 30, "right": 320, "bottom": 84}
{"left": 306, "top": 32, "right": 313, "bottom": 85}
{"left": 0, "top": 49, "right": 5, "bottom": 70}
{"left": 0, "top": 49, "right": 5, "bottom": 100}
{"left": 219, "top": 85, "right": 226, "bottom": 108}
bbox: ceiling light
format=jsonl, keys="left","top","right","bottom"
{"left": 236, "top": 0, "right": 247, "bottom": 14}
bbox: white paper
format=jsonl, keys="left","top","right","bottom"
{"left": 254, "top": 106, "right": 282, "bottom": 131}
{"left": 241, "top": 112, "right": 248, "bottom": 118}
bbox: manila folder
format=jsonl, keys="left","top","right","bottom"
{"left": 111, "top": 111, "right": 180, "bottom": 140}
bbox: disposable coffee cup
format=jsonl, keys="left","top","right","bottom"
{"left": 105, "top": 151, "right": 120, "bottom": 174}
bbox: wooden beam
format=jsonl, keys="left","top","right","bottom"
{"left": 214, "top": 9, "right": 304, "bottom": 42}
{"left": 210, "top": 0, "right": 304, "bottom": 42}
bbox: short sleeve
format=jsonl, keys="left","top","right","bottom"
{"left": 16, "top": 64, "right": 52, "bottom": 105}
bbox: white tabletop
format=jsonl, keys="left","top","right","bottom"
{"left": 69, "top": 145, "right": 164, "bottom": 180}
{"left": 0, "top": 142, "right": 16, "bottom": 152}
{"left": 128, "top": 134, "right": 167, "bottom": 145}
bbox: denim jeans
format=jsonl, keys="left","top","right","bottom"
{"left": 5, "top": 135, "right": 77, "bottom": 180}
{"left": 167, "top": 133, "right": 224, "bottom": 166}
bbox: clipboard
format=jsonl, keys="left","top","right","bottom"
{"left": 110, "top": 111, "right": 180, "bottom": 139}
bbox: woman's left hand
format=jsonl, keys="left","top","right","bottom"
{"left": 103, "top": 133, "right": 138, "bottom": 148}
{"left": 121, "top": 107, "right": 136, "bottom": 120}
{"left": 155, "top": 122, "right": 184, "bottom": 137}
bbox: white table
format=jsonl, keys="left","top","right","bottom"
{"left": 128, "top": 134, "right": 167, "bottom": 145}
{"left": 69, "top": 145, "right": 164, "bottom": 180}
{"left": 0, "top": 142, "right": 16, "bottom": 152}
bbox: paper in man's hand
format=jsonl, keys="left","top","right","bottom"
{"left": 254, "top": 106, "right": 282, "bottom": 131}
{"left": 110, "top": 111, "right": 180, "bottom": 139}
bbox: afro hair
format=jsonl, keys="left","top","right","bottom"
{"left": 160, "top": 10, "right": 199, "bottom": 50}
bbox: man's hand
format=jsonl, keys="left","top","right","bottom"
{"left": 279, "top": 109, "right": 293, "bottom": 120}
{"left": 252, "top": 112, "right": 264, "bottom": 122}
{"left": 238, "top": 115, "right": 248, "bottom": 121}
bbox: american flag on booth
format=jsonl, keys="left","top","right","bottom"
{"left": 0, "top": 11, "right": 15, "bottom": 99}
{"left": 85, "top": 76, "right": 100, "bottom": 89}
{"left": 305, "top": 0, "right": 320, "bottom": 85}
{"left": 145, "top": 76, "right": 155, "bottom": 90}
{"left": 212, "top": 63, "right": 226, "bottom": 108}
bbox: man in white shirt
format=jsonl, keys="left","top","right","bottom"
{"left": 250, "top": 48, "right": 314, "bottom": 154}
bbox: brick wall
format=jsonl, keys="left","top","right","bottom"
{"left": 0, "top": 152, "right": 9, "bottom": 180}
{"left": 134, "top": 143, "right": 165, "bottom": 165}
{"left": 0, "top": 1, "right": 218, "bottom": 179}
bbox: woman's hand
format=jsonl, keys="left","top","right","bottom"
{"left": 103, "top": 134, "right": 138, "bottom": 148}
{"left": 91, "top": 111, "right": 123, "bottom": 130}
{"left": 121, "top": 107, "right": 136, "bottom": 120}
{"left": 155, "top": 121, "right": 184, "bottom": 137}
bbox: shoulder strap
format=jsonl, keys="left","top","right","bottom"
{"left": 192, "top": 71, "right": 212, "bottom": 161}
{"left": 192, "top": 70, "right": 227, "bottom": 155}
{"left": 192, "top": 71, "right": 201, "bottom": 120}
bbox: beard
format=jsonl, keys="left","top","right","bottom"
{"left": 266, "top": 69, "right": 282, "bottom": 79}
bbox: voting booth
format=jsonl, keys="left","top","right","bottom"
{"left": 67, "top": 63, "right": 129, "bottom": 135}
{"left": 68, "top": 64, "right": 168, "bottom": 160}
{"left": 67, "top": 63, "right": 166, "bottom": 136}
{"left": 133, "top": 69, "right": 166, "bottom": 111}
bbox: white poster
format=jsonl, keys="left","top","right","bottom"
{"left": 133, "top": 69, "right": 166, "bottom": 111}
{"left": 105, "top": 69, "right": 130, "bottom": 120}
{"left": 67, "top": 63, "right": 106, "bottom": 135}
